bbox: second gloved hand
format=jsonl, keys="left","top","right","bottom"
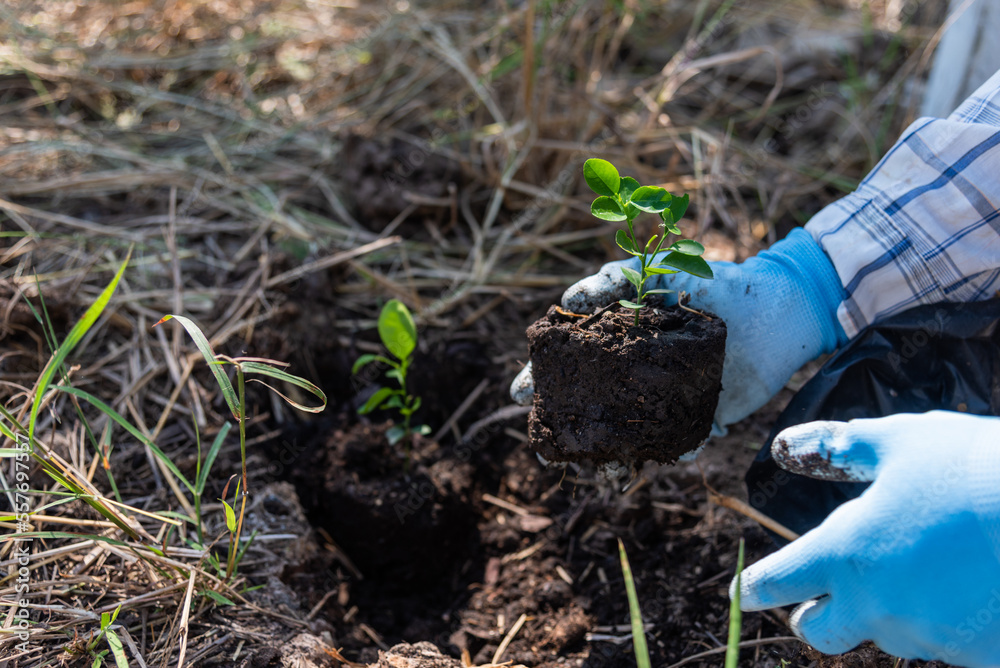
{"left": 512, "top": 228, "right": 847, "bottom": 430}
{"left": 734, "top": 411, "right": 1000, "bottom": 666}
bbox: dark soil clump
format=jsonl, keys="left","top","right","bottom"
{"left": 526, "top": 304, "right": 726, "bottom": 466}
{"left": 310, "top": 422, "right": 478, "bottom": 586}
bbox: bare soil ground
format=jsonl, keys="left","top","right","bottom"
{"left": 0, "top": 1, "right": 958, "bottom": 666}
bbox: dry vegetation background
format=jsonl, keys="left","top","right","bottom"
{"left": 0, "top": 0, "right": 952, "bottom": 665}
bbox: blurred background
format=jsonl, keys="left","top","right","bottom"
{"left": 0, "top": 0, "right": 956, "bottom": 406}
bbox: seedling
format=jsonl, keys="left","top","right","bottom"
{"left": 79, "top": 605, "right": 127, "bottom": 667}
{"left": 618, "top": 538, "right": 651, "bottom": 668}
{"left": 725, "top": 538, "right": 746, "bottom": 668}
{"left": 353, "top": 299, "right": 431, "bottom": 447}
{"left": 583, "top": 158, "right": 713, "bottom": 326}
{"left": 155, "top": 313, "right": 327, "bottom": 580}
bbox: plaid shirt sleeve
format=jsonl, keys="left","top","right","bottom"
{"left": 806, "top": 69, "right": 1000, "bottom": 339}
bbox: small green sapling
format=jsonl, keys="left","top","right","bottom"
{"left": 583, "top": 158, "right": 713, "bottom": 326}
{"left": 353, "top": 299, "right": 431, "bottom": 446}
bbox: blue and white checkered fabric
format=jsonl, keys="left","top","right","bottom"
{"left": 807, "top": 70, "right": 1000, "bottom": 338}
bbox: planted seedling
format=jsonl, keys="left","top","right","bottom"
{"left": 353, "top": 299, "right": 431, "bottom": 447}
{"left": 618, "top": 538, "right": 651, "bottom": 668}
{"left": 583, "top": 157, "right": 713, "bottom": 326}
{"left": 725, "top": 538, "right": 746, "bottom": 668}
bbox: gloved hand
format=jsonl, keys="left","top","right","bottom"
{"left": 511, "top": 228, "right": 848, "bottom": 430}
{"left": 733, "top": 411, "right": 1000, "bottom": 666}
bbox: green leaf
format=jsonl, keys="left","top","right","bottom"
{"left": 221, "top": 499, "right": 237, "bottom": 533}
{"left": 202, "top": 589, "right": 237, "bottom": 606}
{"left": 660, "top": 210, "right": 681, "bottom": 235}
{"left": 410, "top": 396, "right": 422, "bottom": 412}
{"left": 31, "top": 249, "right": 131, "bottom": 438}
{"left": 386, "top": 425, "right": 407, "bottom": 445}
{"left": 386, "top": 368, "right": 403, "bottom": 383}
{"left": 725, "top": 539, "right": 746, "bottom": 668}
{"left": 155, "top": 314, "right": 240, "bottom": 420}
{"left": 659, "top": 252, "right": 714, "bottom": 278}
{"left": 615, "top": 229, "right": 638, "bottom": 255}
{"left": 644, "top": 289, "right": 676, "bottom": 295}
{"left": 645, "top": 266, "right": 678, "bottom": 275}
{"left": 106, "top": 629, "right": 128, "bottom": 668}
{"left": 591, "top": 196, "right": 627, "bottom": 222}
{"left": 384, "top": 395, "right": 404, "bottom": 409}
{"left": 619, "top": 176, "right": 640, "bottom": 202}
{"left": 619, "top": 299, "right": 644, "bottom": 309}
{"left": 643, "top": 235, "right": 659, "bottom": 255}
{"left": 669, "top": 192, "right": 690, "bottom": 222}
{"left": 55, "top": 385, "right": 195, "bottom": 495}
{"left": 352, "top": 354, "right": 388, "bottom": 374}
{"left": 359, "top": 387, "right": 395, "bottom": 414}
{"left": 630, "top": 186, "right": 671, "bottom": 213}
{"left": 241, "top": 361, "right": 328, "bottom": 414}
{"left": 620, "top": 266, "right": 642, "bottom": 289}
{"left": 619, "top": 539, "right": 651, "bottom": 668}
{"left": 583, "top": 158, "right": 620, "bottom": 197}
{"left": 415, "top": 424, "right": 432, "bottom": 436}
{"left": 670, "top": 239, "right": 705, "bottom": 255}
{"left": 378, "top": 299, "right": 417, "bottom": 362}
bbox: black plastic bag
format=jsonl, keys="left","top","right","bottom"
{"left": 746, "top": 299, "right": 1000, "bottom": 542}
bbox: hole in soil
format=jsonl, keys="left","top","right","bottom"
{"left": 271, "top": 416, "right": 489, "bottom": 652}
{"left": 248, "top": 289, "right": 802, "bottom": 666}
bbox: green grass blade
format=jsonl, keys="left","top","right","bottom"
{"left": 202, "top": 589, "right": 236, "bottom": 606}
{"left": 233, "top": 528, "right": 259, "bottom": 569}
{"left": 618, "top": 538, "right": 651, "bottom": 668}
{"left": 241, "top": 361, "right": 327, "bottom": 413}
{"left": 0, "top": 405, "right": 141, "bottom": 540}
{"left": 26, "top": 279, "right": 59, "bottom": 357}
{"left": 13, "top": 530, "right": 134, "bottom": 546}
{"left": 196, "top": 422, "right": 232, "bottom": 495}
{"left": 0, "top": 493, "right": 84, "bottom": 520}
{"left": 154, "top": 314, "right": 240, "bottom": 420}
{"left": 725, "top": 538, "right": 746, "bottom": 668}
{"left": 0, "top": 414, "right": 22, "bottom": 445}
{"left": 30, "top": 249, "right": 131, "bottom": 438}
{"left": 54, "top": 385, "right": 195, "bottom": 495}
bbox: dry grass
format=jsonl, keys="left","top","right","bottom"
{"left": 0, "top": 0, "right": 949, "bottom": 665}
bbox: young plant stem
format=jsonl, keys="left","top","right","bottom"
{"left": 400, "top": 359, "right": 412, "bottom": 436}
{"left": 226, "top": 365, "right": 249, "bottom": 581}
{"left": 725, "top": 538, "right": 746, "bottom": 668}
{"left": 622, "top": 206, "right": 668, "bottom": 327}
{"left": 194, "top": 421, "right": 203, "bottom": 547}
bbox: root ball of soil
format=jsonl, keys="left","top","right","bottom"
{"left": 526, "top": 304, "right": 726, "bottom": 466}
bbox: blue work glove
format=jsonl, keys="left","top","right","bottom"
{"left": 511, "top": 228, "right": 848, "bottom": 430}
{"left": 734, "top": 411, "right": 1000, "bottom": 666}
